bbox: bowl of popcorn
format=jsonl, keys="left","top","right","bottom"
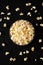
{"left": 9, "top": 20, "right": 35, "bottom": 46}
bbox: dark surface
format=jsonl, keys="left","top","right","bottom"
{"left": 0, "top": 0, "right": 43, "bottom": 64}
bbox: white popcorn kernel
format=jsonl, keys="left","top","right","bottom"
{"left": 38, "top": 39, "right": 42, "bottom": 43}
{"left": 7, "top": 12, "right": 11, "bottom": 15}
{"left": 41, "top": 47, "right": 43, "bottom": 50}
{"left": 3, "top": 23, "right": 7, "bottom": 27}
{"left": 6, "top": 5, "right": 10, "bottom": 10}
{"left": 19, "top": 51, "right": 22, "bottom": 55}
{"left": 0, "top": 18, "right": 2, "bottom": 22}
{"left": 7, "top": 17, "right": 10, "bottom": 20}
{"left": 40, "top": 23, "right": 43, "bottom": 27}
{"left": 26, "top": 3, "right": 31, "bottom": 6}
{"left": 31, "top": 47, "right": 35, "bottom": 51}
{"left": 4, "top": 17, "right": 7, "bottom": 19}
{"left": 36, "top": 16, "right": 42, "bottom": 20}
{"left": 40, "top": 57, "right": 43, "bottom": 60}
{"left": 34, "top": 10, "right": 37, "bottom": 13}
{"left": 24, "top": 57, "right": 28, "bottom": 61}
{"left": 1, "top": 12, "right": 5, "bottom": 15}
{"left": 26, "top": 50, "right": 29, "bottom": 54}
{"left": 27, "top": 12, "right": 31, "bottom": 16}
{"left": 35, "top": 59, "right": 37, "bottom": 61}
{"left": 10, "top": 57, "right": 16, "bottom": 61}
{"left": 32, "top": 6, "right": 36, "bottom": 9}
{"left": 15, "top": 7, "right": 20, "bottom": 11}
{"left": 23, "top": 51, "right": 26, "bottom": 54}
{"left": 2, "top": 43, "right": 5, "bottom": 47}
{"left": 42, "top": 2, "right": 43, "bottom": 6}
{"left": 0, "top": 32, "right": 1, "bottom": 36}
{"left": 5, "top": 52, "right": 10, "bottom": 55}
{"left": 19, "top": 12, "right": 24, "bottom": 16}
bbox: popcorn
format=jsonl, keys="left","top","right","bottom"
{"left": 10, "top": 20, "right": 35, "bottom": 46}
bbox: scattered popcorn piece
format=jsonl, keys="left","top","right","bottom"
{"left": 41, "top": 47, "right": 43, "bottom": 50}
{"left": 27, "top": 12, "right": 31, "bottom": 16}
{"left": 7, "top": 12, "right": 11, "bottom": 15}
{"left": 0, "top": 32, "right": 1, "bottom": 36}
{"left": 3, "top": 23, "right": 7, "bottom": 27}
{"left": 40, "top": 23, "right": 43, "bottom": 27}
{"left": 42, "top": 2, "right": 43, "bottom": 6}
{"left": 15, "top": 7, "right": 20, "bottom": 11}
{"left": 32, "top": 6, "right": 36, "bottom": 9}
{"left": 7, "top": 17, "right": 10, "bottom": 20}
{"left": 10, "top": 57, "right": 16, "bottom": 61}
{"left": 34, "top": 10, "right": 37, "bottom": 13}
{"left": 31, "top": 47, "right": 35, "bottom": 51}
{"left": 36, "top": 23, "right": 38, "bottom": 26}
{"left": 24, "top": 57, "right": 28, "bottom": 61}
{"left": 19, "top": 12, "right": 24, "bottom": 16}
{"left": 5, "top": 52, "right": 10, "bottom": 55}
{"left": 10, "top": 57, "right": 12, "bottom": 61}
{"left": 30, "top": 6, "right": 36, "bottom": 10}
{"left": 19, "top": 51, "right": 22, "bottom": 55}
{"left": 26, "top": 50, "right": 29, "bottom": 54}
{"left": 13, "top": 58, "right": 16, "bottom": 61}
{"left": 38, "top": 39, "right": 42, "bottom": 43}
{"left": 40, "top": 57, "right": 43, "bottom": 60}
{"left": 0, "top": 18, "right": 2, "bottom": 22}
{"left": 36, "top": 16, "right": 42, "bottom": 20}
{"left": 4, "top": 17, "right": 7, "bottom": 19}
{"left": 30, "top": 8, "right": 33, "bottom": 10}
{"left": 35, "top": 59, "right": 37, "bottom": 61}
{"left": 6, "top": 5, "right": 10, "bottom": 10}
{"left": 1, "top": 12, "right": 5, "bottom": 15}
{"left": 2, "top": 43, "right": 5, "bottom": 47}
{"left": 26, "top": 3, "right": 31, "bottom": 6}
{"left": 23, "top": 51, "right": 26, "bottom": 54}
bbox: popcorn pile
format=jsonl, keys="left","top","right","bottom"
{"left": 10, "top": 20, "right": 35, "bottom": 46}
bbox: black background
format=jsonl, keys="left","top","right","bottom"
{"left": 0, "top": 0, "right": 43, "bottom": 65}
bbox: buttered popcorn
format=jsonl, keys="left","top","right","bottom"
{"left": 9, "top": 20, "right": 35, "bottom": 46}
